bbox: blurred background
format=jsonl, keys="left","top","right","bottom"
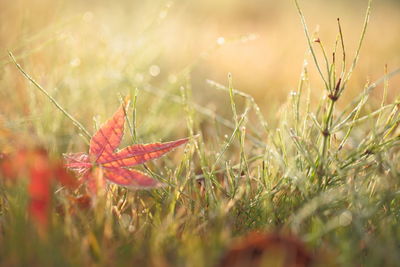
{"left": 0, "top": 0, "right": 399, "bottom": 148}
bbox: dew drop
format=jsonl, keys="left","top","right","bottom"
{"left": 159, "top": 11, "right": 167, "bottom": 19}
{"left": 70, "top": 58, "right": 81, "bottom": 67}
{"left": 149, "top": 65, "right": 161, "bottom": 77}
{"left": 339, "top": 211, "right": 352, "bottom": 226}
{"left": 240, "top": 36, "right": 248, "bottom": 42}
{"left": 248, "top": 33, "right": 258, "bottom": 41}
{"left": 83, "top": 11, "right": 94, "bottom": 22}
{"left": 217, "top": 37, "right": 225, "bottom": 45}
{"left": 168, "top": 74, "right": 177, "bottom": 84}
{"left": 135, "top": 73, "right": 144, "bottom": 83}
{"left": 58, "top": 32, "right": 67, "bottom": 41}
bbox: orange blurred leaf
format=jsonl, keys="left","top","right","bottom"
{"left": 0, "top": 148, "right": 80, "bottom": 231}
{"left": 220, "top": 232, "right": 313, "bottom": 267}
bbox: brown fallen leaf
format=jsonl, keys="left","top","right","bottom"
{"left": 219, "top": 231, "right": 313, "bottom": 267}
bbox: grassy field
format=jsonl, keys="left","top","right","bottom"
{"left": 1, "top": 0, "right": 400, "bottom": 266}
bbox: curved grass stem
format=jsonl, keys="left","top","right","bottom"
{"left": 294, "top": 0, "right": 329, "bottom": 89}
{"left": 9, "top": 51, "right": 91, "bottom": 140}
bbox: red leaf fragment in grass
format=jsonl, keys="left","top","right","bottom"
{"left": 0, "top": 148, "right": 77, "bottom": 232}
{"left": 27, "top": 150, "right": 52, "bottom": 229}
{"left": 64, "top": 98, "right": 188, "bottom": 194}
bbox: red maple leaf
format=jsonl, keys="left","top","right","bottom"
{"left": 64, "top": 98, "right": 188, "bottom": 193}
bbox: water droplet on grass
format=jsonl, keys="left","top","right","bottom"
{"left": 149, "top": 65, "right": 160, "bottom": 77}
{"left": 159, "top": 11, "right": 167, "bottom": 19}
{"left": 83, "top": 12, "right": 93, "bottom": 22}
{"left": 339, "top": 211, "right": 352, "bottom": 226}
{"left": 248, "top": 33, "right": 258, "bottom": 41}
{"left": 217, "top": 37, "right": 225, "bottom": 45}
{"left": 135, "top": 73, "right": 144, "bottom": 83}
{"left": 168, "top": 74, "right": 177, "bottom": 84}
{"left": 70, "top": 58, "right": 81, "bottom": 67}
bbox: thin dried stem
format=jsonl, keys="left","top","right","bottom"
{"left": 9, "top": 51, "right": 91, "bottom": 140}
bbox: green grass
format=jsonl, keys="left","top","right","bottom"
{"left": 1, "top": 0, "right": 400, "bottom": 266}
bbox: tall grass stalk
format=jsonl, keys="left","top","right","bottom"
{"left": 8, "top": 51, "right": 91, "bottom": 141}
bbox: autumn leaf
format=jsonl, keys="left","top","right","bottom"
{"left": 64, "top": 98, "right": 188, "bottom": 193}
{"left": 27, "top": 150, "right": 52, "bottom": 229}
{"left": 219, "top": 232, "right": 313, "bottom": 267}
{"left": 0, "top": 148, "right": 77, "bottom": 232}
